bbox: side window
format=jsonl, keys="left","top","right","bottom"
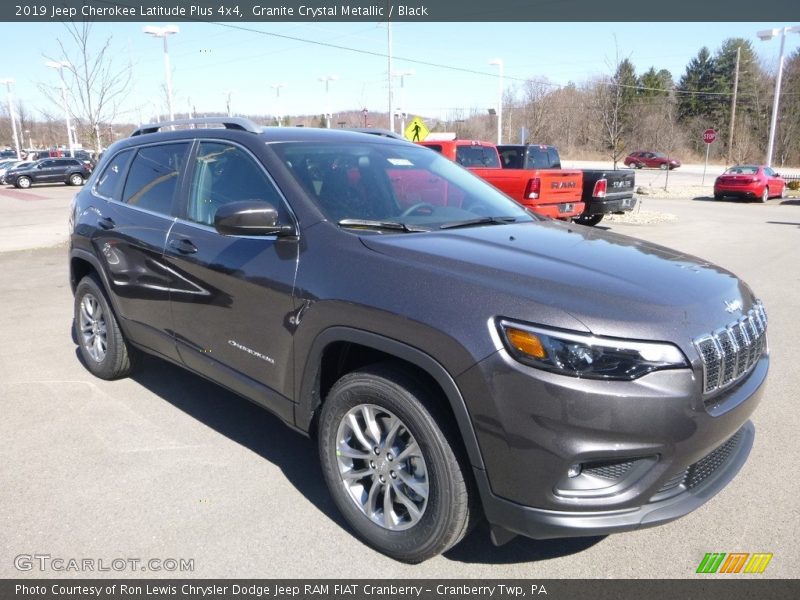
{"left": 122, "top": 143, "right": 189, "bottom": 215}
{"left": 547, "top": 148, "right": 561, "bottom": 169}
{"left": 95, "top": 149, "right": 134, "bottom": 200}
{"left": 764, "top": 167, "right": 774, "bottom": 177}
{"left": 500, "top": 149, "right": 522, "bottom": 168}
{"left": 457, "top": 146, "right": 499, "bottom": 167}
{"left": 187, "top": 142, "right": 284, "bottom": 226}
{"left": 39, "top": 160, "right": 53, "bottom": 168}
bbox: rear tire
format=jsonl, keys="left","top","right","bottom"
{"left": 760, "top": 186, "right": 769, "bottom": 203}
{"left": 318, "top": 363, "right": 475, "bottom": 563}
{"left": 74, "top": 274, "right": 138, "bottom": 380}
{"left": 714, "top": 193, "right": 723, "bottom": 200}
{"left": 659, "top": 163, "right": 668, "bottom": 170}
{"left": 68, "top": 173, "right": 84, "bottom": 186}
{"left": 574, "top": 214, "right": 603, "bottom": 226}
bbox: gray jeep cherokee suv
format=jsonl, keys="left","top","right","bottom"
{"left": 69, "top": 118, "right": 768, "bottom": 562}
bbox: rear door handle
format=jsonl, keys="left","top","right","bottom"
{"left": 168, "top": 237, "right": 198, "bottom": 254}
{"left": 98, "top": 217, "right": 115, "bottom": 230}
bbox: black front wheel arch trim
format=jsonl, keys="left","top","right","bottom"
{"left": 296, "top": 326, "right": 486, "bottom": 471}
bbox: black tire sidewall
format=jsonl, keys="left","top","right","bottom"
{"left": 74, "top": 275, "right": 131, "bottom": 380}
{"left": 318, "top": 368, "right": 467, "bottom": 562}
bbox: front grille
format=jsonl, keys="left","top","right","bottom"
{"left": 694, "top": 301, "right": 767, "bottom": 395}
{"left": 654, "top": 428, "right": 744, "bottom": 496}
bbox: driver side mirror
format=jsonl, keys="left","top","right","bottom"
{"left": 214, "top": 200, "right": 295, "bottom": 237}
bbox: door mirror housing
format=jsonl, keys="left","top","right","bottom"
{"left": 213, "top": 201, "right": 294, "bottom": 236}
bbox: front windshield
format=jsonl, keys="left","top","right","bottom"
{"left": 271, "top": 141, "right": 534, "bottom": 230}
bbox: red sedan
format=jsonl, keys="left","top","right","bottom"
{"left": 624, "top": 151, "right": 681, "bottom": 170}
{"left": 714, "top": 165, "right": 786, "bottom": 202}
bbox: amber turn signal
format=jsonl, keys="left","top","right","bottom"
{"left": 505, "top": 327, "right": 547, "bottom": 359}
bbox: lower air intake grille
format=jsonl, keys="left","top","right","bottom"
{"left": 685, "top": 429, "right": 744, "bottom": 489}
{"left": 655, "top": 428, "right": 744, "bottom": 496}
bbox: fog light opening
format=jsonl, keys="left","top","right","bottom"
{"left": 567, "top": 464, "right": 582, "bottom": 478}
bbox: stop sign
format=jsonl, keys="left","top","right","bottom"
{"left": 703, "top": 129, "right": 717, "bottom": 144}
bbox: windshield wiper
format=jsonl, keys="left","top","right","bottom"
{"left": 439, "top": 216, "right": 518, "bottom": 230}
{"left": 337, "top": 219, "right": 428, "bottom": 233}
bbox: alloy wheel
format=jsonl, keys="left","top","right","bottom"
{"left": 335, "top": 404, "right": 429, "bottom": 531}
{"left": 78, "top": 293, "right": 108, "bottom": 363}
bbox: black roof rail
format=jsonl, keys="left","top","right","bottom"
{"left": 130, "top": 117, "right": 262, "bottom": 137}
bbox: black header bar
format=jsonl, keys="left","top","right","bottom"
{"left": 2, "top": 0, "right": 799, "bottom": 22}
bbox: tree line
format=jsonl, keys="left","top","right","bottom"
{"left": 1, "top": 31, "right": 799, "bottom": 168}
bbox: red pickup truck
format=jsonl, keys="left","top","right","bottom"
{"left": 417, "top": 139, "right": 584, "bottom": 219}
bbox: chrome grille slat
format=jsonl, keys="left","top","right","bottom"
{"left": 694, "top": 301, "right": 767, "bottom": 396}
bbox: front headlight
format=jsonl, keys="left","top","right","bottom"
{"left": 498, "top": 319, "right": 688, "bottom": 380}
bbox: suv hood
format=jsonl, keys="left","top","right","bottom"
{"left": 360, "top": 220, "right": 755, "bottom": 350}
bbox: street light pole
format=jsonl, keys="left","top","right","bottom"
{"left": 0, "top": 78, "right": 22, "bottom": 159}
{"left": 396, "top": 70, "right": 414, "bottom": 133}
{"left": 489, "top": 58, "right": 504, "bottom": 145}
{"left": 44, "top": 61, "right": 75, "bottom": 157}
{"left": 387, "top": 21, "right": 394, "bottom": 132}
{"left": 271, "top": 83, "right": 287, "bottom": 126}
{"left": 757, "top": 25, "right": 800, "bottom": 167}
{"left": 319, "top": 75, "right": 338, "bottom": 128}
{"left": 223, "top": 90, "right": 234, "bottom": 117}
{"left": 143, "top": 25, "right": 180, "bottom": 123}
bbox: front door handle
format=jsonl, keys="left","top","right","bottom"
{"left": 98, "top": 217, "right": 115, "bottom": 230}
{"left": 168, "top": 237, "right": 198, "bottom": 254}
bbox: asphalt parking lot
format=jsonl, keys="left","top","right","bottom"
{"left": 1, "top": 178, "right": 798, "bottom": 579}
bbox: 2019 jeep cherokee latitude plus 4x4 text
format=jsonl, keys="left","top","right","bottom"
{"left": 69, "top": 118, "right": 768, "bottom": 563}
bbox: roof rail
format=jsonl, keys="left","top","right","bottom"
{"left": 130, "top": 117, "right": 262, "bottom": 137}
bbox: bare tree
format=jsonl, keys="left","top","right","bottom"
{"left": 41, "top": 22, "right": 131, "bottom": 153}
{"left": 593, "top": 75, "right": 627, "bottom": 168}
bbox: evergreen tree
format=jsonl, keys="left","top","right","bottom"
{"left": 677, "top": 47, "right": 717, "bottom": 122}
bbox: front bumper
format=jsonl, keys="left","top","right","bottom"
{"left": 457, "top": 346, "right": 767, "bottom": 540}
{"left": 475, "top": 421, "right": 754, "bottom": 541}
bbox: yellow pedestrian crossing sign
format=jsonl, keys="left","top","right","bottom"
{"left": 405, "top": 117, "right": 429, "bottom": 142}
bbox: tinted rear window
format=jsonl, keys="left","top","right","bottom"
{"left": 95, "top": 149, "right": 134, "bottom": 200}
{"left": 526, "top": 147, "right": 559, "bottom": 169}
{"left": 454, "top": 146, "right": 500, "bottom": 168}
{"left": 122, "top": 143, "right": 190, "bottom": 215}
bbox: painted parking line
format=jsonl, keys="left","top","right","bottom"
{"left": 0, "top": 187, "right": 53, "bottom": 201}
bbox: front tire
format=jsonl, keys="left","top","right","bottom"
{"left": 74, "top": 274, "right": 138, "bottom": 380}
{"left": 15, "top": 176, "right": 31, "bottom": 189}
{"left": 318, "top": 364, "right": 474, "bottom": 562}
{"left": 659, "top": 163, "right": 668, "bottom": 170}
